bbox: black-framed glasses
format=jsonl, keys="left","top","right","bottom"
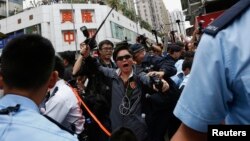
{"left": 116, "top": 54, "right": 132, "bottom": 61}
{"left": 101, "top": 47, "right": 113, "bottom": 51}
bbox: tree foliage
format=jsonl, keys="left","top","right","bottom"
{"left": 140, "top": 20, "right": 152, "bottom": 31}
{"left": 106, "top": 0, "right": 151, "bottom": 30}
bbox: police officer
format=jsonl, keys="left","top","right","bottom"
{"left": 0, "top": 35, "right": 78, "bottom": 141}
{"left": 171, "top": 1, "right": 250, "bottom": 141}
{"left": 130, "top": 43, "right": 180, "bottom": 141}
{"left": 131, "top": 43, "right": 177, "bottom": 77}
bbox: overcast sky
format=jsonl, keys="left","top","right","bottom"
{"left": 163, "top": 0, "right": 182, "bottom": 12}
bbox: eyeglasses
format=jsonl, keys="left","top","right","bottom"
{"left": 101, "top": 47, "right": 113, "bottom": 51}
{"left": 116, "top": 54, "right": 132, "bottom": 61}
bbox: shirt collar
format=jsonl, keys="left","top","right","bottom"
{"left": 115, "top": 68, "right": 134, "bottom": 79}
{"left": 0, "top": 94, "right": 40, "bottom": 113}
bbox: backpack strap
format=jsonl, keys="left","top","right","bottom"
{"left": 44, "top": 115, "right": 75, "bottom": 135}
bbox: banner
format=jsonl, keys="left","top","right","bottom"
{"left": 195, "top": 10, "right": 225, "bottom": 29}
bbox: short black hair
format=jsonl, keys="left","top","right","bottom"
{"left": 182, "top": 59, "right": 193, "bottom": 71}
{"left": 184, "top": 51, "right": 195, "bottom": 60}
{"left": 59, "top": 51, "right": 75, "bottom": 65}
{"left": 98, "top": 39, "right": 114, "bottom": 50}
{"left": 1, "top": 34, "right": 55, "bottom": 90}
{"left": 112, "top": 42, "right": 132, "bottom": 61}
{"left": 167, "top": 43, "right": 182, "bottom": 53}
{"left": 54, "top": 55, "right": 65, "bottom": 78}
{"left": 110, "top": 127, "right": 138, "bottom": 141}
{"left": 176, "top": 41, "right": 185, "bottom": 47}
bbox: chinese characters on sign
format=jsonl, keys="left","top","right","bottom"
{"left": 63, "top": 31, "right": 74, "bottom": 44}
{"left": 62, "top": 10, "right": 73, "bottom": 23}
{"left": 61, "top": 9, "right": 95, "bottom": 45}
{"left": 82, "top": 10, "right": 93, "bottom": 23}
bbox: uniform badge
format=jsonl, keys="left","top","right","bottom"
{"left": 129, "top": 81, "right": 136, "bottom": 89}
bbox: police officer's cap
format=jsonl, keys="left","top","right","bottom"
{"left": 130, "top": 43, "right": 144, "bottom": 56}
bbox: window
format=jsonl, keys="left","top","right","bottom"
{"left": 29, "top": 15, "right": 33, "bottom": 20}
{"left": 110, "top": 22, "right": 124, "bottom": 40}
{"left": 18, "top": 19, "right": 21, "bottom": 24}
{"left": 110, "top": 22, "right": 137, "bottom": 42}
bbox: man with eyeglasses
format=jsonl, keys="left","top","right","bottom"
{"left": 73, "top": 39, "right": 116, "bottom": 141}
{"left": 97, "top": 40, "right": 116, "bottom": 68}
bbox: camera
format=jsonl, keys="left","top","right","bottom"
{"left": 80, "top": 26, "right": 97, "bottom": 50}
{"left": 80, "top": 26, "right": 89, "bottom": 38}
{"left": 136, "top": 34, "right": 150, "bottom": 50}
{"left": 150, "top": 75, "right": 163, "bottom": 91}
{"left": 136, "top": 34, "right": 147, "bottom": 44}
{"left": 143, "top": 65, "right": 154, "bottom": 73}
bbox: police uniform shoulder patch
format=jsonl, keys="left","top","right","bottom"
{"left": 204, "top": 0, "right": 250, "bottom": 36}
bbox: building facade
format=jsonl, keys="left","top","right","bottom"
{"left": 169, "top": 10, "right": 186, "bottom": 36}
{"left": 135, "top": 0, "right": 170, "bottom": 33}
{"left": 0, "top": 3, "right": 159, "bottom": 53}
{"left": 0, "top": 0, "right": 23, "bottom": 19}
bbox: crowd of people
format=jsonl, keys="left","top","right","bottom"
{"left": 0, "top": 1, "right": 249, "bottom": 141}
{"left": 0, "top": 32, "right": 191, "bottom": 141}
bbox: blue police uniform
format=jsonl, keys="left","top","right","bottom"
{"left": 173, "top": 0, "right": 250, "bottom": 132}
{"left": 139, "top": 53, "right": 177, "bottom": 77}
{"left": 131, "top": 45, "right": 179, "bottom": 140}
{"left": 0, "top": 94, "right": 78, "bottom": 141}
{"left": 130, "top": 43, "right": 177, "bottom": 77}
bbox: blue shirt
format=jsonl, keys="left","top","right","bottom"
{"left": 173, "top": 7, "right": 250, "bottom": 132}
{"left": 0, "top": 94, "right": 78, "bottom": 141}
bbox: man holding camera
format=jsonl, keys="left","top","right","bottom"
{"left": 130, "top": 43, "right": 181, "bottom": 141}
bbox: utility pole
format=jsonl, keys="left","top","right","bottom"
{"left": 6, "top": 0, "right": 9, "bottom": 17}
{"left": 188, "top": 0, "right": 191, "bottom": 16}
{"left": 70, "top": 1, "right": 78, "bottom": 58}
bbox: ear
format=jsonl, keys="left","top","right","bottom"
{"left": 48, "top": 71, "right": 58, "bottom": 89}
{"left": 0, "top": 73, "right": 3, "bottom": 89}
{"left": 63, "top": 59, "right": 68, "bottom": 66}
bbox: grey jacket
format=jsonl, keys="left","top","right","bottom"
{"left": 98, "top": 66, "right": 151, "bottom": 141}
